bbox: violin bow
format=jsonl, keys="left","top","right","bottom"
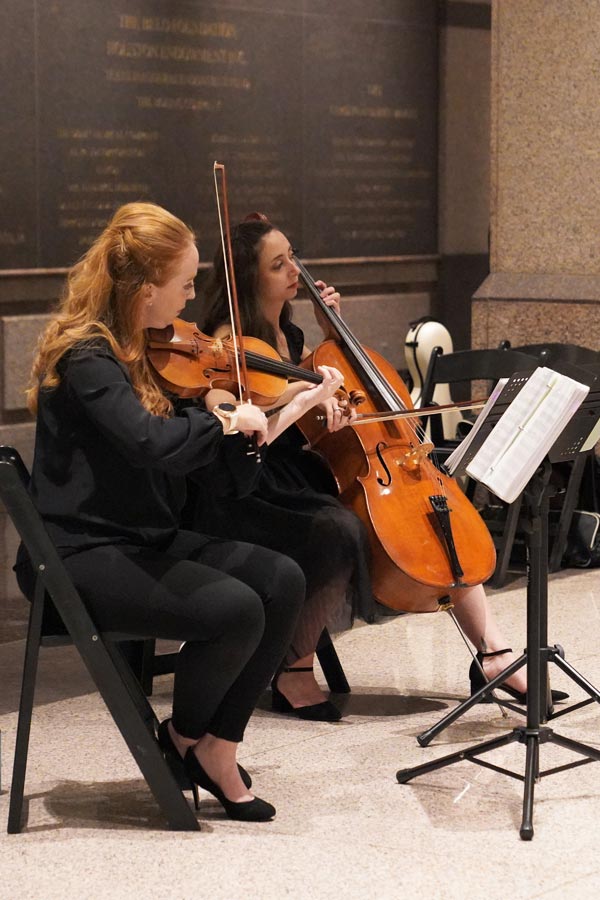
{"left": 349, "top": 398, "right": 487, "bottom": 425}
{"left": 213, "top": 162, "right": 260, "bottom": 459}
{"left": 213, "top": 163, "right": 251, "bottom": 403}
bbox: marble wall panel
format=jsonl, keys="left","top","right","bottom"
{"left": 2, "top": 315, "right": 50, "bottom": 411}
{"left": 292, "top": 293, "right": 432, "bottom": 373}
{"left": 492, "top": 1, "right": 600, "bottom": 275}
{"left": 0, "top": 423, "right": 37, "bottom": 643}
{"left": 472, "top": 299, "right": 600, "bottom": 351}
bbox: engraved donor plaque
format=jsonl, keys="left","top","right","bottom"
{"left": 0, "top": 0, "right": 437, "bottom": 269}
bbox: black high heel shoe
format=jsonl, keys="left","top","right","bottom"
{"left": 184, "top": 749, "right": 275, "bottom": 822}
{"left": 271, "top": 666, "right": 342, "bottom": 722}
{"left": 469, "top": 648, "right": 569, "bottom": 704}
{"left": 157, "top": 719, "right": 252, "bottom": 810}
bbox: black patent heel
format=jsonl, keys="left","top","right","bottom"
{"left": 469, "top": 649, "right": 569, "bottom": 704}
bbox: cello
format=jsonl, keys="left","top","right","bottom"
{"left": 294, "top": 260, "right": 496, "bottom": 613}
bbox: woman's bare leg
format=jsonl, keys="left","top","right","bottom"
{"left": 275, "top": 652, "right": 331, "bottom": 707}
{"left": 167, "top": 722, "right": 251, "bottom": 802}
{"left": 450, "top": 584, "right": 527, "bottom": 692}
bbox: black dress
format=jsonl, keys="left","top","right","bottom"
{"left": 187, "top": 321, "right": 374, "bottom": 663}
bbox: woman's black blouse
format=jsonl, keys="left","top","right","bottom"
{"left": 29, "top": 342, "right": 259, "bottom": 555}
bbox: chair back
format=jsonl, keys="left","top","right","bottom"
{"left": 0, "top": 445, "right": 99, "bottom": 639}
{"left": 420, "top": 347, "right": 540, "bottom": 446}
{"left": 421, "top": 346, "right": 539, "bottom": 412}
{"left": 500, "top": 341, "right": 599, "bottom": 372}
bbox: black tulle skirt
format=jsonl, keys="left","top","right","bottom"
{"left": 187, "top": 427, "right": 374, "bottom": 661}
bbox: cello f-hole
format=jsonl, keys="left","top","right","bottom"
{"left": 376, "top": 442, "right": 392, "bottom": 487}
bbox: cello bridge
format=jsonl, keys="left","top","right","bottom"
{"left": 395, "top": 442, "right": 434, "bottom": 471}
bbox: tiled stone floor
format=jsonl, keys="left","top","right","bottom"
{"left": 1, "top": 568, "right": 599, "bottom": 898}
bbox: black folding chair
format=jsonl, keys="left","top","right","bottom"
{"left": 421, "top": 346, "right": 540, "bottom": 453}
{"left": 0, "top": 445, "right": 199, "bottom": 833}
{"left": 498, "top": 340, "right": 599, "bottom": 371}
{"left": 420, "top": 347, "right": 540, "bottom": 587}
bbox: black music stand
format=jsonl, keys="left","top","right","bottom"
{"left": 396, "top": 364, "right": 600, "bottom": 840}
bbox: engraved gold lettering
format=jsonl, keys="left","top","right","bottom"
{"left": 67, "top": 182, "right": 149, "bottom": 193}
{"left": 68, "top": 147, "right": 147, "bottom": 159}
{"left": 332, "top": 136, "right": 414, "bottom": 149}
{"left": 211, "top": 133, "right": 277, "bottom": 146}
{"left": 118, "top": 15, "right": 140, "bottom": 30}
{"left": 105, "top": 68, "right": 251, "bottom": 90}
{"left": 329, "top": 105, "right": 417, "bottom": 120}
{"left": 59, "top": 217, "right": 113, "bottom": 229}
{"left": 57, "top": 128, "right": 158, "bottom": 141}
{"left": 94, "top": 165, "right": 121, "bottom": 176}
{"left": 118, "top": 15, "right": 237, "bottom": 39}
{"left": 58, "top": 200, "right": 115, "bottom": 211}
{"left": 106, "top": 40, "right": 247, "bottom": 65}
{"left": 333, "top": 151, "right": 412, "bottom": 164}
{"left": 136, "top": 95, "right": 223, "bottom": 111}
{"left": 311, "top": 167, "right": 431, "bottom": 180}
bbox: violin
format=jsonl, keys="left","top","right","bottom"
{"left": 146, "top": 317, "right": 325, "bottom": 405}
{"left": 294, "top": 258, "right": 496, "bottom": 613}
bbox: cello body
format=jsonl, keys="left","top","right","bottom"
{"left": 299, "top": 341, "right": 496, "bottom": 613}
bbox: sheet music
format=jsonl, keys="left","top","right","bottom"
{"left": 444, "top": 377, "right": 509, "bottom": 474}
{"left": 466, "top": 367, "right": 589, "bottom": 503}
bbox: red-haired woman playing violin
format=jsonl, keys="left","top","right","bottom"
{"left": 16, "top": 202, "right": 344, "bottom": 822}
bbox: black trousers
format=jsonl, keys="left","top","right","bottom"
{"left": 21, "top": 530, "right": 305, "bottom": 743}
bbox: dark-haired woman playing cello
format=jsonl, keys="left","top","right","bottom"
{"left": 15, "top": 202, "right": 345, "bottom": 822}
{"left": 192, "top": 216, "right": 568, "bottom": 716}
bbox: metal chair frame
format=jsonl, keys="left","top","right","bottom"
{"left": 0, "top": 445, "right": 199, "bottom": 832}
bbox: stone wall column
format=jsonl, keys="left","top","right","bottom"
{"left": 473, "top": 0, "right": 600, "bottom": 348}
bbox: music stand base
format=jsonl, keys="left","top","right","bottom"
{"left": 397, "top": 724, "right": 600, "bottom": 840}
{"left": 400, "top": 457, "right": 600, "bottom": 839}
{"left": 416, "top": 646, "right": 600, "bottom": 748}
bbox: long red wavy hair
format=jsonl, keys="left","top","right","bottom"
{"left": 27, "top": 202, "right": 195, "bottom": 417}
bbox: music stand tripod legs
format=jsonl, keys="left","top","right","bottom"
{"left": 396, "top": 460, "right": 600, "bottom": 840}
